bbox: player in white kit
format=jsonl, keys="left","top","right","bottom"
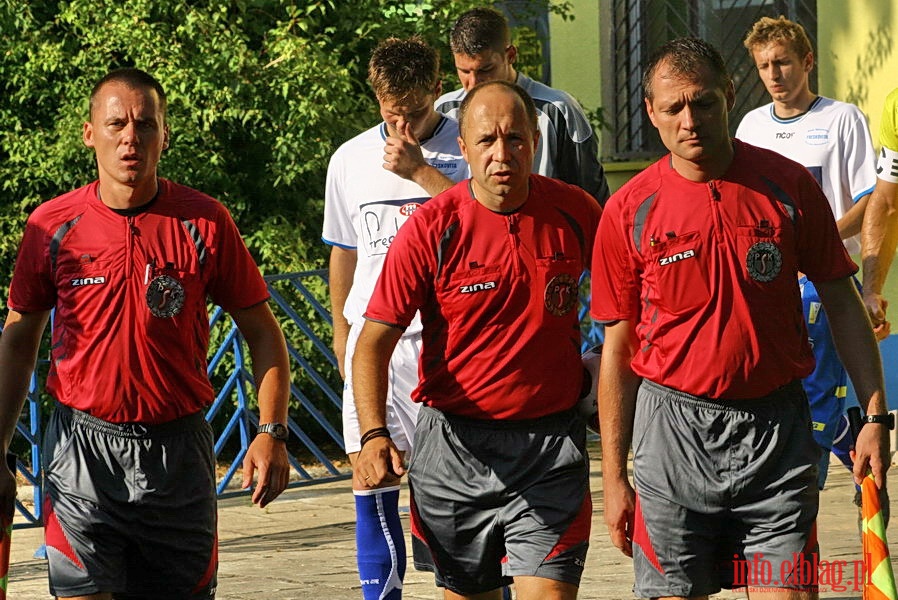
{"left": 736, "top": 16, "right": 882, "bottom": 502}
{"left": 322, "top": 36, "right": 468, "bottom": 600}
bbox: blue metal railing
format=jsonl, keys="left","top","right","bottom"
{"left": 9, "top": 270, "right": 351, "bottom": 529}
{"left": 9, "top": 269, "right": 604, "bottom": 529}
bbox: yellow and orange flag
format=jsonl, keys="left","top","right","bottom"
{"left": 863, "top": 474, "right": 897, "bottom": 600}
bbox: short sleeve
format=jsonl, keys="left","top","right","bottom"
{"left": 8, "top": 218, "right": 56, "bottom": 313}
{"left": 206, "top": 207, "right": 270, "bottom": 312}
{"left": 321, "top": 148, "right": 357, "bottom": 249}
{"left": 880, "top": 88, "right": 898, "bottom": 152}
{"left": 843, "top": 107, "right": 877, "bottom": 202}
{"left": 590, "top": 196, "right": 642, "bottom": 322}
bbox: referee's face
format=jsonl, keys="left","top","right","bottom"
{"left": 645, "top": 61, "right": 734, "bottom": 177}
{"left": 83, "top": 81, "right": 169, "bottom": 190}
{"left": 458, "top": 84, "right": 537, "bottom": 211}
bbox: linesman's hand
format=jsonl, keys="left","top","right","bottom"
{"left": 852, "top": 421, "right": 891, "bottom": 489}
{"left": 603, "top": 477, "right": 636, "bottom": 557}
{"left": 243, "top": 434, "right": 290, "bottom": 508}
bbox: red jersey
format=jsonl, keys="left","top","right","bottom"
{"left": 9, "top": 179, "right": 269, "bottom": 423}
{"left": 365, "top": 175, "right": 601, "bottom": 419}
{"left": 590, "top": 140, "right": 857, "bottom": 399}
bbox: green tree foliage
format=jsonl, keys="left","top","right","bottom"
{"left": 0, "top": 0, "right": 568, "bottom": 285}
{"left": 0, "top": 1, "right": 569, "bottom": 449}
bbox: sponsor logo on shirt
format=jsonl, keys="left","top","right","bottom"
{"left": 361, "top": 198, "right": 426, "bottom": 256}
{"left": 805, "top": 128, "right": 830, "bottom": 146}
{"left": 432, "top": 160, "right": 460, "bottom": 173}
{"left": 459, "top": 281, "right": 497, "bottom": 294}
{"left": 71, "top": 276, "right": 106, "bottom": 286}
{"left": 808, "top": 301, "right": 822, "bottom": 325}
{"left": 775, "top": 132, "right": 794, "bottom": 140}
{"left": 658, "top": 249, "right": 695, "bottom": 266}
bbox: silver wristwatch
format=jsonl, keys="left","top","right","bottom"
{"left": 258, "top": 422, "right": 289, "bottom": 441}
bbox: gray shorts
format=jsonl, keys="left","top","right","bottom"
{"left": 632, "top": 380, "right": 819, "bottom": 598}
{"left": 408, "top": 406, "right": 591, "bottom": 595}
{"left": 43, "top": 404, "right": 217, "bottom": 599}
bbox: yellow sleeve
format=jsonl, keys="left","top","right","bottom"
{"left": 880, "top": 87, "right": 898, "bottom": 151}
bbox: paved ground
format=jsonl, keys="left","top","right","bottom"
{"left": 7, "top": 442, "right": 892, "bottom": 599}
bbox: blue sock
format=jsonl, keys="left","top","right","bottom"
{"left": 355, "top": 486, "right": 405, "bottom": 600}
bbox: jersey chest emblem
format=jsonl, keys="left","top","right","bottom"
{"left": 804, "top": 128, "right": 830, "bottom": 146}
{"left": 399, "top": 202, "right": 421, "bottom": 217}
{"left": 146, "top": 274, "right": 186, "bottom": 318}
{"left": 746, "top": 241, "right": 783, "bottom": 282}
{"left": 545, "top": 273, "right": 578, "bottom": 316}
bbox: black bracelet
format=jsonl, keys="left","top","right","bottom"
{"left": 360, "top": 427, "right": 391, "bottom": 448}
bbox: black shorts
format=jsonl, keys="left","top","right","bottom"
{"left": 43, "top": 404, "right": 218, "bottom": 599}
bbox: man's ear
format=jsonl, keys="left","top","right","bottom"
{"left": 457, "top": 136, "right": 468, "bottom": 162}
{"left": 644, "top": 97, "right": 658, "bottom": 128}
{"left": 162, "top": 125, "right": 170, "bottom": 150}
{"left": 803, "top": 52, "right": 815, "bottom": 73}
{"left": 83, "top": 122, "right": 94, "bottom": 148}
{"left": 506, "top": 44, "right": 517, "bottom": 66}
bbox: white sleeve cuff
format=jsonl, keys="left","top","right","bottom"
{"left": 877, "top": 145, "right": 898, "bottom": 183}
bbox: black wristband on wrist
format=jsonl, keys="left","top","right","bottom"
{"left": 863, "top": 413, "right": 895, "bottom": 430}
{"left": 360, "top": 427, "right": 391, "bottom": 448}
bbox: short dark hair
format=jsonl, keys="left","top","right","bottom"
{"left": 642, "top": 38, "right": 731, "bottom": 100}
{"left": 458, "top": 80, "right": 537, "bottom": 137}
{"left": 368, "top": 36, "right": 440, "bottom": 101}
{"left": 90, "top": 68, "right": 167, "bottom": 120}
{"left": 449, "top": 7, "right": 510, "bottom": 56}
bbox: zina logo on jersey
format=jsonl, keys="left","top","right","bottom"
{"left": 659, "top": 249, "right": 695, "bottom": 266}
{"left": 460, "top": 281, "right": 497, "bottom": 294}
{"left": 71, "top": 276, "right": 106, "bottom": 286}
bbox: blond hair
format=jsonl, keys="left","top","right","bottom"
{"left": 743, "top": 16, "right": 813, "bottom": 59}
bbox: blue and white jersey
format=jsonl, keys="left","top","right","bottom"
{"left": 737, "top": 96, "right": 876, "bottom": 254}
{"left": 322, "top": 116, "right": 468, "bottom": 334}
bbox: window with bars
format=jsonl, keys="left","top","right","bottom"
{"left": 609, "top": 0, "right": 817, "bottom": 160}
